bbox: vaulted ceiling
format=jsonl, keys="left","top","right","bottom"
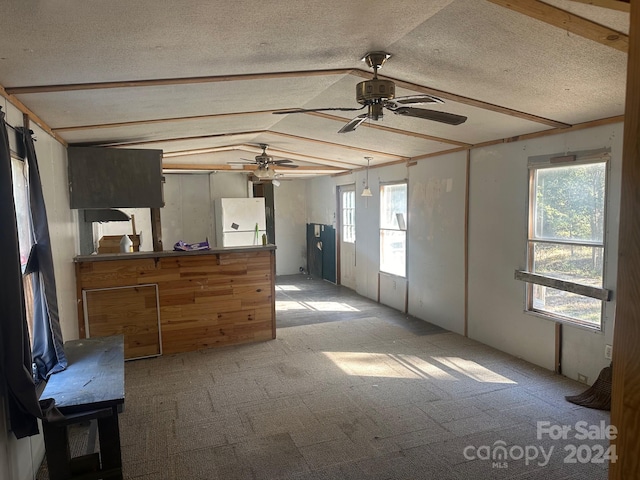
{"left": 0, "top": 0, "right": 630, "bottom": 179}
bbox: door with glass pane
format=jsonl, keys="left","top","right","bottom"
{"left": 339, "top": 185, "right": 357, "bottom": 290}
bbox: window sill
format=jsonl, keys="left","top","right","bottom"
{"left": 514, "top": 270, "right": 611, "bottom": 301}
{"left": 522, "top": 308, "right": 603, "bottom": 333}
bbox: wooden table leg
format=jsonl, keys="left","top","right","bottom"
{"left": 41, "top": 422, "right": 72, "bottom": 480}
{"left": 96, "top": 406, "right": 123, "bottom": 479}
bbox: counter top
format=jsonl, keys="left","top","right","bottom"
{"left": 74, "top": 244, "right": 276, "bottom": 262}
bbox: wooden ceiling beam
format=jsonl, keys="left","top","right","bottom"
{"left": 487, "top": 0, "right": 628, "bottom": 52}
{"left": 472, "top": 114, "right": 623, "bottom": 148}
{"left": 0, "top": 84, "right": 68, "bottom": 146}
{"left": 53, "top": 109, "right": 290, "bottom": 132}
{"left": 4, "top": 69, "right": 354, "bottom": 95}
{"left": 83, "top": 130, "right": 267, "bottom": 148}
{"left": 268, "top": 130, "right": 407, "bottom": 160}
{"left": 162, "top": 163, "right": 346, "bottom": 173}
{"left": 162, "top": 145, "right": 239, "bottom": 158}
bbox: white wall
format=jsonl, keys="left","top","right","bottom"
{"left": 468, "top": 123, "right": 622, "bottom": 383}
{"left": 209, "top": 172, "right": 251, "bottom": 199}
{"left": 468, "top": 142, "right": 556, "bottom": 370}
{"left": 273, "top": 180, "right": 307, "bottom": 275}
{"left": 161, "top": 173, "right": 214, "bottom": 249}
{"left": 407, "top": 150, "right": 467, "bottom": 335}
{"left": 158, "top": 172, "right": 308, "bottom": 275}
{"left": 307, "top": 163, "right": 410, "bottom": 301}
{"left": 304, "top": 123, "right": 621, "bottom": 386}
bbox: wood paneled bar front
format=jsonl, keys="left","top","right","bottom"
{"left": 74, "top": 246, "right": 276, "bottom": 358}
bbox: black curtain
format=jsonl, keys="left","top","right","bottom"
{"left": 18, "top": 127, "right": 67, "bottom": 381}
{"left": 0, "top": 108, "right": 42, "bottom": 438}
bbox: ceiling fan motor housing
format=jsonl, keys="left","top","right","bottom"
{"left": 356, "top": 79, "right": 395, "bottom": 104}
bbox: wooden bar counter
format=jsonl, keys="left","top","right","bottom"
{"left": 74, "top": 246, "right": 276, "bottom": 358}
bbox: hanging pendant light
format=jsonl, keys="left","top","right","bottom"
{"left": 362, "top": 157, "right": 373, "bottom": 197}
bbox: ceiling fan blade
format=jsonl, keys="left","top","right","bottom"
{"left": 338, "top": 114, "right": 368, "bottom": 134}
{"left": 273, "top": 106, "right": 366, "bottom": 114}
{"left": 391, "top": 107, "right": 467, "bottom": 125}
{"left": 274, "top": 163, "right": 298, "bottom": 168}
{"left": 271, "top": 159, "right": 294, "bottom": 165}
{"left": 384, "top": 94, "right": 444, "bottom": 110}
{"left": 228, "top": 160, "right": 255, "bottom": 165}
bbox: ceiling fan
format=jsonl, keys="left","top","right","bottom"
{"left": 273, "top": 51, "right": 467, "bottom": 133}
{"left": 229, "top": 144, "right": 298, "bottom": 179}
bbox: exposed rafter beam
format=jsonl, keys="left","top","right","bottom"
{"left": 268, "top": 130, "right": 407, "bottom": 160}
{"left": 162, "top": 145, "right": 239, "bottom": 158}
{"left": 305, "top": 111, "right": 471, "bottom": 147}
{"left": 472, "top": 114, "right": 623, "bottom": 147}
{"left": 568, "top": 0, "right": 630, "bottom": 13}
{"left": 487, "top": 0, "right": 628, "bottom": 52}
{"left": 161, "top": 163, "right": 346, "bottom": 173}
{"left": 410, "top": 146, "right": 470, "bottom": 162}
{"left": 3, "top": 68, "right": 354, "bottom": 95}
{"left": 52, "top": 109, "right": 291, "bottom": 132}
{"left": 0, "top": 84, "right": 67, "bottom": 146}
{"left": 79, "top": 130, "right": 267, "bottom": 148}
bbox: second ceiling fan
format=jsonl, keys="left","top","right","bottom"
{"left": 228, "top": 144, "right": 298, "bottom": 179}
{"left": 274, "top": 51, "right": 467, "bottom": 133}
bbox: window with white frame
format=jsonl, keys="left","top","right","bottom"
{"left": 524, "top": 158, "right": 607, "bottom": 329}
{"left": 380, "top": 182, "right": 407, "bottom": 277}
{"left": 342, "top": 190, "right": 355, "bottom": 243}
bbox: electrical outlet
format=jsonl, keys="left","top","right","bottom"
{"left": 578, "top": 374, "right": 588, "bottom": 384}
{"left": 605, "top": 344, "right": 613, "bottom": 360}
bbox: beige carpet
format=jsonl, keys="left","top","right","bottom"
{"left": 38, "top": 275, "right": 610, "bottom": 479}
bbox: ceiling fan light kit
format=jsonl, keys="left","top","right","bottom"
{"left": 253, "top": 166, "right": 275, "bottom": 179}
{"left": 274, "top": 51, "right": 467, "bottom": 133}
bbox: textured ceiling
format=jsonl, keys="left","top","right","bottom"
{"left": 0, "top": 0, "right": 629, "bottom": 178}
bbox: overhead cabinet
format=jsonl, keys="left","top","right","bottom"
{"left": 68, "top": 146, "right": 164, "bottom": 209}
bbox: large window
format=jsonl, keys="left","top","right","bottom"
{"left": 10, "top": 155, "right": 35, "bottom": 345}
{"left": 525, "top": 160, "right": 607, "bottom": 328}
{"left": 380, "top": 182, "right": 407, "bottom": 277}
{"left": 342, "top": 190, "right": 355, "bottom": 243}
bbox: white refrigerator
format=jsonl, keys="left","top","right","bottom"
{"left": 214, "top": 197, "right": 267, "bottom": 247}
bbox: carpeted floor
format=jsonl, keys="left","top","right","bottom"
{"left": 37, "top": 274, "right": 610, "bottom": 479}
